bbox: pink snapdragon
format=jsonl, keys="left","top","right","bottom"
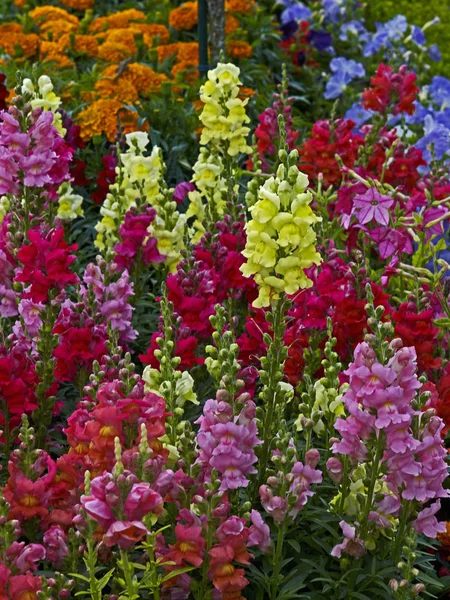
{"left": 195, "top": 396, "right": 261, "bottom": 491}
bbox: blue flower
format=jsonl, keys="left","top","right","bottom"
{"left": 280, "top": 20, "right": 299, "bottom": 40}
{"left": 307, "top": 29, "right": 333, "bottom": 51}
{"left": 429, "top": 44, "right": 442, "bottom": 63}
{"left": 436, "top": 108, "right": 450, "bottom": 130}
{"left": 404, "top": 101, "right": 433, "bottom": 126}
{"left": 339, "top": 20, "right": 369, "bottom": 42}
{"left": 429, "top": 76, "right": 450, "bottom": 110}
{"left": 322, "top": 0, "right": 343, "bottom": 22}
{"left": 345, "top": 102, "right": 374, "bottom": 127}
{"left": 324, "top": 59, "right": 365, "bottom": 100}
{"left": 410, "top": 25, "right": 426, "bottom": 46}
{"left": 415, "top": 116, "right": 450, "bottom": 163}
{"left": 280, "top": 3, "right": 312, "bottom": 24}
{"left": 382, "top": 15, "right": 408, "bottom": 40}
{"left": 330, "top": 57, "right": 365, "bottom": 79}
{"left": 363, "top": 30, "right": 389, "bottom": 57}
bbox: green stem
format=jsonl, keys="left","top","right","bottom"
{"left": 392, "top": 501, "right": 412, "bottom": 564}
{"left": 271, "top": 521, "right": 287, "bottom": 600}
{"left": 360, "top": 434, "right": 385, "bottom": 539}
{"left": 120, "top": 548, "right": 137, "bottom": 598}
{"left": 255, "top": 300, "right": 286, "bottom": 493}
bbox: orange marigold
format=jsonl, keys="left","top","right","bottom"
{"left": 89, "top": 9, "right": 146, "bottom": 33}
{"left": 225, "top": 14, "right": 239, "bottom": 34}
{"left": 171, "top": 60, "right": 198, "bottom": 83}
{"left": 438, "top": 522, "right": 450, "bottom": 548}
{"left": 225, "top": 0, "right": 255, "bottom": 12}
{"left": 76, "top": 98, "right": 146, "bottom": 142}
{"left": 0, "top": 32, "right": 39, "bottom": 58}
{"left": 40, "top": 40, "right": 74, "bottom": 68}
{"left": 97, "top": 40, "right": 135, "bottom": 63}
{"left": 102, "top": 63, "right": 168, "bottom": 95}
{"left": 59, "top": 0, "right": 94, "bottom": 9}
{"left": 134, "top": 23, "right": 170, "bottom": 45}
{"left": 239, "top": 86, "right": 255, "bottom": 98}
{"left": 94, "top": 76, "right": 139, "bottom": 103}
{"left": 227, "top": 40, "right": 252, "bottom": 59}
{"left": 39, "top": 18, "right": 79, "bottom": 39}
{"left": 29, "top": 6, "right": 79, "bottom": 26}
{"left": 169, "top": 2, "right": 198, "bottom": 31}
{"left": 60, "top": 34, "right": 99, "bottom": 56}
{"left": 14, "top": 0, "right": 26, "bottom": 6}
{"left": 155, "top": 41, "right": 199, "bottom": 63}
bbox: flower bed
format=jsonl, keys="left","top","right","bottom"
{"left": 0, "top": 1, "right": 450, "bottom": 599}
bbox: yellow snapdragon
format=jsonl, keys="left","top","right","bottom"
{"left": 186, "top": 148, "right": 228, "bottom": 243}
{"left": 199, "top": 63, "right": 251, "bottom": 156}
{"left": 240, "top": 149, "right": 322, "bottom": 308}
{"left": 57, "top": 182, "right": 84, "bottom": 221}
{"left": 22, "top": 75, "right": 65, "bottom": 135}
{"left": 0, "top": 196, "right": 10, "bottom": 224}
{"left": 94, "top": 132, "right": 162, "bottom": 253}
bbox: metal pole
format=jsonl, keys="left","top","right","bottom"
{"left": 198, "top": 0, "right": 209, "bottom": 78}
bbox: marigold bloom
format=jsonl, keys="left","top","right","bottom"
{"left": 40, "top": 41, "right": 74, "bottom": 68}
{"left": 169, "top": 2, "right": 198, "bottom": 30}
{"left": 225, "top": 14, "right": 239, "bottom": 34}
{"left": 76, "top": 98, "right": 144, "bottom": 141}
{"left": 101, "top": 63, "right": 168, "bottom": 96}
{"left": 134, "top": 23, "right": 170, "bottom": 44}
{"left": 39, "top": 18, "right": 78, "bottom": 38}
{"left": 29, "top": 5, "right": 80, "bottom": 26}
{"left": 225, "top": 0, "right": 255, "bottom": 12}
{"left": 59, "top": 0, "right": 94, "bottom": 8}
{"left": 89, "top": 9, "right": 146, "bottom": 33}
{"left": 227, "top": 40, "right": 252, "bottom": 59}
{"left": 0, "top": 31, "right": 39, "bottom": 58}
{"left": 94, "top": 77, "right": 139, "bottom": 104}
{"left": 60, "top": 33, "right": 99, "bottom": 56}
{"left": 98, "top": 40, "right": 135, "bottom": 63}
{"left": 166, "top": 41, "right": 199, "bottom": 63}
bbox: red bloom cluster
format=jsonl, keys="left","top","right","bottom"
{"left": 366, "top": 128, "right": 426, "bottom": 193}
{"left": 299, "top": 119, "right": 364, "bottom": 187}
{"left": 15, "top": 228, "right": 78, "bottom": 303}
{"left": 0, "top": 74, "right": 7, "bottom": 112}
{"left": 140, "top": 328, "right": 204, "bottom": 370}
{"left": 114, "top": 206, "right": 162, "bottom": 271}
{"left": 392, "top": 302, "right": 441, "bottom": 374}
{"left": 166, "top": 217, "right": 256, "bottom": 338}
{"left": 249, "top": 93, "right": 298, "bottom": 171}
{"left": 91, "top": 153, "right": 117, "bottom": 204}
{"left": 362, "top": 64, "right": 418, "bottom": 116}
{"left": 64, "top": 376, "right": 168, "bottom": 473}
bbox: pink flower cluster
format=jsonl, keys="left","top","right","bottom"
{"left": 114, "top": 206, "right": 163, "bottom": 271}
{"left": 0, "top": 108, "right": 72, "bottom": 196}
{"left": 260, "top": 448, "right": 322, "bottom": 523}
{"left": 80, "top": 470, "right": 164, "bottom": 548}
{"left": 195, "top": 393, "right": 261, "bottom": 491}
{"left": 80, "top": 261, "right": 137, "bottom": 343}
{"left": 332, "top": 340, "right": 448, "bottom": 545}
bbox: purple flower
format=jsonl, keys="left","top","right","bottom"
{"left": 13, "top": 544, "right": 46, "bottom": 572}
{"left": 411, "top": 25, "right": 426, "bottom": 46}
{"left": 18, "top": 299, "right": 44, "bottom": 336}
{"left": 173, "top": 181, "right": 195, "bottom": 204}
{"left": 353, "top": 188, "right": 394, "bottom": 226}
{"left": 413, "top": 501, "right": 446, "bottom": 538}
{"left": 369, "top": 226, "right": 413, "bottom": 259}
{"left": 339, "top": 20, "right": 369, "bottom": 42}
{"left": 331, "top": 521, "right": 365, "bottom": 558}
{"left": 248, "top": 510, "right": 272, "bottom": 553}
{"left": 280, "top": 3, "right": 311, "bottom": 24}
{"left": 307, "top": 30, "right": 333, "bottom": 52}
{"left": 43, "top": 526, "right": 69, "bottom": 567}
